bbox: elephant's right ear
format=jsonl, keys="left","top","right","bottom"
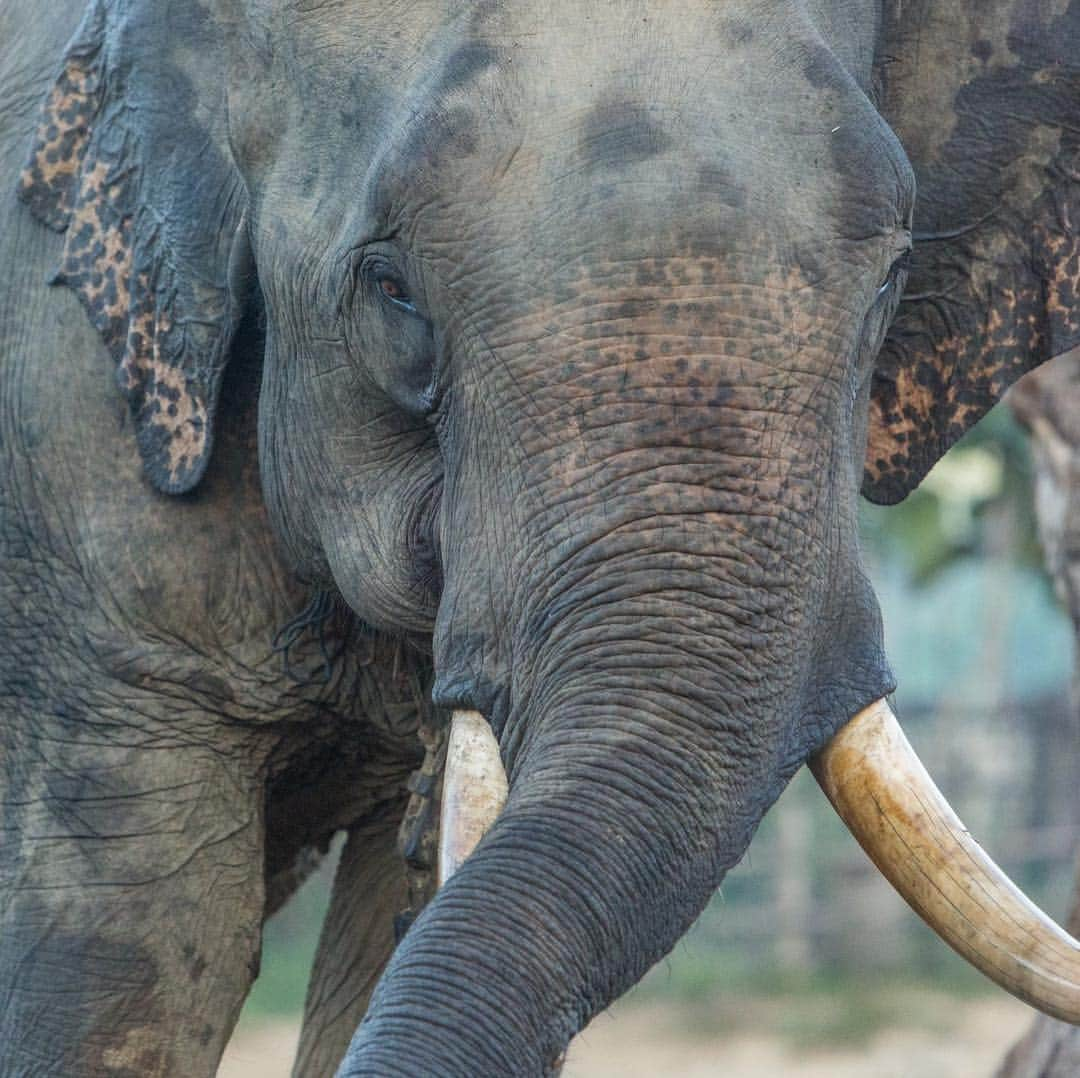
{"left": 864, "top": 1, "right": 1080, "bottom": 505}
{"left": 18, "top": 0, "right": 250, "bottom": 494}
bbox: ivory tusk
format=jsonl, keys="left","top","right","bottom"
{"left": 438, "top": 709, "right": 508, "bottom": 887}
{"left": 811, "top": 697, "right": 1080, "bottom": 1024}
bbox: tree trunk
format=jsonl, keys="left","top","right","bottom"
{"left": 997, "top": 350, "right": 1080, "bottom": 1078}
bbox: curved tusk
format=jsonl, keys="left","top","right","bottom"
{"left": 811, "top": 698, "right": 1080, "bottom": 1024}
{"left": 438, "top": 709, "right": 508, "bottom": 887}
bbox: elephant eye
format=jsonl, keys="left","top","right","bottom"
{"left": 375, "top": 271, "right": 417, "bottom": 313}
{"left": 877, "top": 248, "right": 912, "bottom": 297}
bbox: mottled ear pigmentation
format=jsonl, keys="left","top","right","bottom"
{"left": 18, "top": 0, "right": 248, "bottom": 494}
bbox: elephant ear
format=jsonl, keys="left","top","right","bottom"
{"left": 18, "top": 0, "right": 248, "bottom": 494}
{"left": 864, "top": 0, "right": 1080, "bottom": 504}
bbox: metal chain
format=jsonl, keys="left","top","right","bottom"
{"left": 394, "top": 718, "right": 448, "bottom": 942}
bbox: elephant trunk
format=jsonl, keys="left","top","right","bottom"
{"left": 340, "top": 722, "right": 767, "bottom": 1075}
{"left": 339, "top": 585, "right": 832, "bottom": 1074}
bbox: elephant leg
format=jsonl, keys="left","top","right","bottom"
{"left": 293, "top": 805, "right": 408, "bottom": 1078}
{"left": 0, "top": 723, "right": 266, "bottom": 1077}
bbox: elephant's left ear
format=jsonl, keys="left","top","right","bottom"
{"left": 18, "top": 0, "right": 249, "bottom": 494}
{"left": 864, "top": 1, "right": 1080, "bottom": 505}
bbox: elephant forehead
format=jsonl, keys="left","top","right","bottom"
{"left": 250, "top": 2, "right": 909, "bottom": 276}
{"left": 355, "top": 8, "right": 910, "bottom": 239}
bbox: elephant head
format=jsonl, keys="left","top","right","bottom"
{"left": 18, "top": 0, "right": 1080, "bottom": 1073}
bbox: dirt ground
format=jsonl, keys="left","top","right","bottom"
{"left": 219, "top": 994, "right": 1032, "bottom": 1077}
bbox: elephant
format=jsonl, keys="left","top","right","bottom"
{"left": 2, "top": 0, "right": 1080, "bottom": 1075}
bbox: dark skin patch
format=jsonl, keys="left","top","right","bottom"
{"left": 339, "top": 71, "right": 378, "bottom": 131}
{"left": 697, "top": 162, "right": 746, "bottom": 209}
{"left": 438, "top": 41, "right": 500, "bottom": 94}
{"left": 395, "top": 105, "right": 481, "bottom": 180}
{"left": 579, "top": 100, "right": 673, "bottom": 172}
{"left": 724, "top": 19, "right": 753, "bottom": 46}
{"left": 801, "top": 40, "right": 846, "bottom": 90}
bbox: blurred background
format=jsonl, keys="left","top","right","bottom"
{"left": 219, "top": 363, "right": 1079, "bottom": 1077}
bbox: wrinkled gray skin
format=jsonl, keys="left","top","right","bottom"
{"left": 2, "top": 1, "right": 1078, "bottom": 1076}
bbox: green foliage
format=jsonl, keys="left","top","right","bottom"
{"left": 633, "top": 957, "right": 992, "bottom": 1047}
{"left": 240, "top": 849, "right": 338, "bottom": 1020}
